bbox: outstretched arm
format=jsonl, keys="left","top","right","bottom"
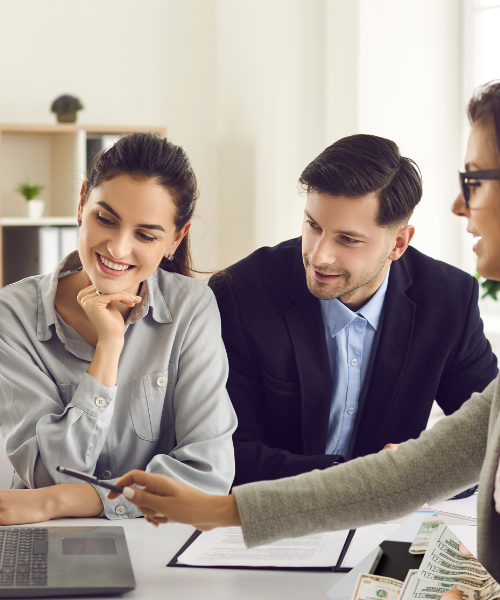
{"left": 110, "top": 377, "right": 494, "bottom": 548}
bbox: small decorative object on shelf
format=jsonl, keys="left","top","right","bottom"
{"left": 476, "top": 273, "right": 500, "bottom": 301}
{"left": 50, "top": 94, "right": 84, "bottom": 123}
{"left": 15, "top": 182, "right": 45, "bottom": 219}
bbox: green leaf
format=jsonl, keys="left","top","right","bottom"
{"left": 476, "top": 273, "right": 500, "bottom": 301}
{"left": 15, "top": 182, "right": 45, "bottom": 201}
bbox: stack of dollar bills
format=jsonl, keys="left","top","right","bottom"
{"left": 349, "top": 521, "right": 499, "bottom": 600}
{"left": 407, "top": 524, "right": 499, "bottom": 600}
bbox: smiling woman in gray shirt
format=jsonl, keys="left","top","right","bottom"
{"left": 0, "top": 133, "right": 237, "bottom": 523}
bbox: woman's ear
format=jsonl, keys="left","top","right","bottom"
{"left": 165, "top": 221, "right": 191, "bottom": 259}
{"left": 77, "top": 182, "right": 88, "bottom": 226}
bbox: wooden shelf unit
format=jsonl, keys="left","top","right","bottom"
{"left": 0, "top": 123, "right": 166, "bottom": 286}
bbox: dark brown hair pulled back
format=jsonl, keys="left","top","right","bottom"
{"left": 468, "top": 81, "right": 500, "bottom": 156}
{"left": 85, "top": 132, "right": 198, "bottom": 278}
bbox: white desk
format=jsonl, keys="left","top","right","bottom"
{"left": 15, "top": 518, "right": 345, "bottom": 600}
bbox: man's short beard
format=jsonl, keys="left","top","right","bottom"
{"left": 303, "top": 249, "right": 389, "bottom": 301}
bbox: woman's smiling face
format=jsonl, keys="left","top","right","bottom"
{"left": 452, "top": 116, "right": 500, "bottom": 281}
{"left": 77, "top": 173, "right": 188, "bottom": 295}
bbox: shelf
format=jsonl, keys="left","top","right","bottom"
{"left": 0, "top": 124, "right": 166, "bottom": 135}
{"left": 1, "top": 217, "right": 77, "bottom": 227}
{"left": 0, "top": 123, "right": 166, "bottom": 286}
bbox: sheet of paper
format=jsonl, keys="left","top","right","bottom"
{"left": 430, "top": 494, "right": 477, "bottom": 522}
{"left": 176, "top": 527, "right": 351, "bottom": 568}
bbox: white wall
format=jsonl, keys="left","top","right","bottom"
{"left": 357, "top": 0, "right": 463, "bottom": 268}
{"left": 214, "top": 0, "right": 465, "bottom": 268}
{"left": 0, "top": 0, "right": 466, "bottom": 270}
{"left": 0, "top": 0, "right": 473, "bottom": 484}
{"left": 0, "top": 0, "right": 219, "bottom": 270}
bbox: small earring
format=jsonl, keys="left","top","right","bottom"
{"left": 168, "top": 254, "right": 174, "bottom": 261}
{"left": 77, "top": 219, "right": 82, "bottom": 227}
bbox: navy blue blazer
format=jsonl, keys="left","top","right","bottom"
{"left": 209, "top": 238, "right": 498, "bottom": 486}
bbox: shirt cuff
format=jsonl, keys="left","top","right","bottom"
{"left": 69, "top": 372, "right": 117, "bottom": 418}
{"left": 91, "top": 483, "right": 143, "bottom": 520}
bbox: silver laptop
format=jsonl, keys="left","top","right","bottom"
{"left": 0, "top": 526, "right": 135, "bottom": 597}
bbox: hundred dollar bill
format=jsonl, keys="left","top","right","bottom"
{"left": 350, "top": 573, "right": 403, "bottom": 600}
{"left": 409, "top": 518, "right": 443, "bottom": 554}
{"left": 417, "top": 526, "right": 494, "bottom": 590}
{"left": 410, "top": 525, "right": 500, "bottom": 600}
{"left": 399, "top": 569, "right": 418, "bottom": 600}
{"left": 411, "top": 577, "right": 500, "bottom": 600}
{"left": 427, "top": 552, "right": 491, "bottom": 580}
{"left": 419, "top": 571, "right": 494, "bottom": 590}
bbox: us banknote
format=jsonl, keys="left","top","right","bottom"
{"left": 409, "top": 518, "right": 443, "bottom": 554}
{"left": 409, "top": 525, "right": 500, "bottom": 600}
{"left": 350, "top": 573, "right": 403, "bottom": 600}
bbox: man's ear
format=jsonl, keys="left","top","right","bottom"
{"left": 165, "top": 221, "right": 191, "bottom": 259}
{"left": 388, "top": 224, "right": 415, "bottom": 262}
{"left": 77, "top": 181, "right": 88, "bottom": 225}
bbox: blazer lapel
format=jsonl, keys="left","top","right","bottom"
{"left": 284, "top": 248, "right": 333, "bottom": 455}
{"left": 351, "top": 258, "right": 416, "bottom": 458}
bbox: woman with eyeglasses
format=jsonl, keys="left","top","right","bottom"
{"left": 110, "top": 82, "right": 500, "bottom": 580}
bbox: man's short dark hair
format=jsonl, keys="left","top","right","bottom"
{"left": 299, "top": 134, "right": 422, "bottom": 227}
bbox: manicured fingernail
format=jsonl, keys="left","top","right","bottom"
{"left": 123, "top": 487, "right": 135, "bottom": 499}
{"left": 154, "top": 513, "right": 165, "bottom": 518}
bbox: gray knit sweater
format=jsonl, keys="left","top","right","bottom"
{"left": 233, "top": 375, "right": 500, "bottom": 580}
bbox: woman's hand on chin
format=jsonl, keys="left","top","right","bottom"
{"left": 108, "top": 470, "right": 241, "bottom": 530}
{"left": 78, "top": 276, "right": 142, "bottom": 346}
{"left": 80, "top": 276, "right": 142, "bottom": 387}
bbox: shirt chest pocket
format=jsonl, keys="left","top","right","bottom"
{"left": 129, "top": 366, "right": 176, "bottom": 442}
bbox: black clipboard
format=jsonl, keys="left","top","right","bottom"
{"left": 167, "top": 529, "right": 356, "bottom": 572}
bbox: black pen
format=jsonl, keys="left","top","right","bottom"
{"left": 56, "top": 466, "right": 124, "bottom": 494}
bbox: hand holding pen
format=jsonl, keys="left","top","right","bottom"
{"left": 56, "top": 466, "right": 135, "bottom": 499}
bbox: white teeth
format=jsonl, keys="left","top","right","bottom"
{"left": 99, "top": 254, "right": 130, "bottom": 271}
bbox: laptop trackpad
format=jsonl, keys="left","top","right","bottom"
{"left": 62, "top": 538, "right": 117, "bottom": 555}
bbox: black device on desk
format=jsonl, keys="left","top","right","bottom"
{"left": 0, "top": 526, "right": 135, "bottom": 597}
{"left": 374, "top": 541, "right": 423, "bottom": 581}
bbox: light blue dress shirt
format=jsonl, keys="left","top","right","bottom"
{"left": 320, "top": 269, "right": 390, "bottom": 459}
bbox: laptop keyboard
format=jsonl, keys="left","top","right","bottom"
{"left": 0, "top": 528, "right": 48, "bottom": 587}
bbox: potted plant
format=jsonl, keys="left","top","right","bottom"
{"left": 476, "top": 275, "right": 500, "bottom": 301}
{"left": 15, "top": 182, "right": 45, "bottom": 218}
{"left": 50, "top": 94, "right": 84, "bottom": 123}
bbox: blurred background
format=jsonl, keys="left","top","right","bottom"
{"left": 0, "top": 0, "right": 499, "bottom": 484}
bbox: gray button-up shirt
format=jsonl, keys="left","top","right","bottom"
{"left": 0, "top": 252, "right": 237, "bottom": 519}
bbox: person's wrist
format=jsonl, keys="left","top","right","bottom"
{"left": 39, "top": 486, "right": 58, "bottom": 521}
{"left": 212, "top": 494, "right": 241, "bottom": 527}
{"left": 95, "top": 336, "right": 124, "bottom": 354}
{"left": 45, "top": 484, "right": 104, "bottom": 519}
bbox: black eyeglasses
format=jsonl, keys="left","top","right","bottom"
{"left": 459, "top": 169, "right": 500, "bottom": 208}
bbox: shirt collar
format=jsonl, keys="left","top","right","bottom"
{"left": 37, "top": 251, "right": 172, "bottom": 342}
{"left": 320, "top": 267, "right": 390, "bottom": 337}
{"left": 357, "top": 267, "right": 390, "bottom": 330}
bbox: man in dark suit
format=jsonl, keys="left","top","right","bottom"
{"left": 209, "top": 134, "right": 498, "bottom": 486}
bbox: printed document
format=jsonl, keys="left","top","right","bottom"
{"left": 176, "top": 527, "right": 351, "bottom": 568}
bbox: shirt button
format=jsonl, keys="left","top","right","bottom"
{"left": 115, "top": 505, "right": 127, "bottom": 516}
{"left": 95, "top": 397, "right": 106, "bottom": 408}
{"left": 347, "top": 407, "right": 356, "bottom": 415}
{"left": 102, "top": 470, "right": 112, "bottom": 480}
{"left": 156, "top": 376, "right": 167, "bottom": 387}
{"left": 350, "top": 358, "right": 359, "bottom": 366}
